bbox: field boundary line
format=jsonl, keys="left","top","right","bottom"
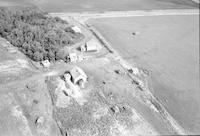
{"left": 191, "top": 0, "right": 200, "bottom": 3}
{"left": 50, "top": 9, "right": 199, "bottom": 21}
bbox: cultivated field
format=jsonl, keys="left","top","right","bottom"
{"left": 88, "top": 14, "right": 200, "bottom": 134}
{"left": 34, "top": 0, "right": 198, "bottom": 12}
{"left": 0, "top": 0, "right": 32, "bottom": 7}
{"left": 0, "top": 0, "right": 198, "bottom": 12}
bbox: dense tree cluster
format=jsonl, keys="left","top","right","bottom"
{"left": 0, "top": 7, "right": 84, "bottom": 62}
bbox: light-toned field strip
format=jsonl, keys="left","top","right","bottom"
{"left": 50, "top": 9, "right": 199, "bottom": 21}
{"left": 191, "top": 0, "right": 200, "bottom": 3}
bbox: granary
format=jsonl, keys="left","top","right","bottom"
{"left": 71, "top": 26, "right": 82, "bottom": 33}
{"left": 41, "top": 60, "right": 50, "bottom": 68}
{"left": 67, "top": 66, "right": 87, "bottom": 88}
{"left": 81, "top": 39, "right": 100, "bottom": 52}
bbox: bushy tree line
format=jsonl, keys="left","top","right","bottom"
{"left": 0, "top": 7, "right": 84, "bottom": 62}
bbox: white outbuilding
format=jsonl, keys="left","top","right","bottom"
{"left": 71, "top": 26, "right": 82, "bottom": 33}
{"left": 7, "top": 47, "right": 17, "bottom": 53}
{"left": 41, "top": 60, "right": 50, "bottom": 68}
{"left": 81, "top": 39, "right": 101, "bottom": 52}
{"left": 68, "top": 53, "right": 78, "bottom": 62}
{"left": 70, "top": 66, "right": 87, "bottom": 84}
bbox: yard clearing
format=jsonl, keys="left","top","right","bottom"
{"left": 46, "top": 57, "right": 170, "bottom": 135}
{"left": 88, "top": 14, "right": 200, "bottom": 134}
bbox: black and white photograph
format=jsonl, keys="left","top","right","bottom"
{"left": 0, "top": 0, "right": 199, "bottom": 135}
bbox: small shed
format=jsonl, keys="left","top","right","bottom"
{"left": 81, "top": 39, "right": 100, "bottom": 52}
{"left": 41, "top": 60, "right": 50, "bottom": 68}
{"left": 35, "top": 116, "right": 44, "bottom": 125}
{"left": 2, "top": 43, "right": 9, "bottom": 47}
{"left": 68, "top": 53, "right": 78, "bottom": 62}
{"left": 8, "top": 47, "right": 17, "bottom": 53}
{"left": 70, "top": 66, "right": 87, "bottom": 86}
{"left": 71, "top": 26, "right": 82, "bottom": 33}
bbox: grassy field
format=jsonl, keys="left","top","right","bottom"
{"left": 0, "top": 0, "right": 198, "bottom": 12}
{"left": 0, "top": 38, "right": 37, "bottom": 84}
{"left": 88, "top": 14, "right": 200, "bottom": 134}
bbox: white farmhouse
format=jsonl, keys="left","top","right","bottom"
{"left": 69, "top": 66, "right": 87, "bottom": 88}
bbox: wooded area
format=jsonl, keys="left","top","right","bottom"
{"left": 0, "top": 7, "right": 84, "bottom": 62}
